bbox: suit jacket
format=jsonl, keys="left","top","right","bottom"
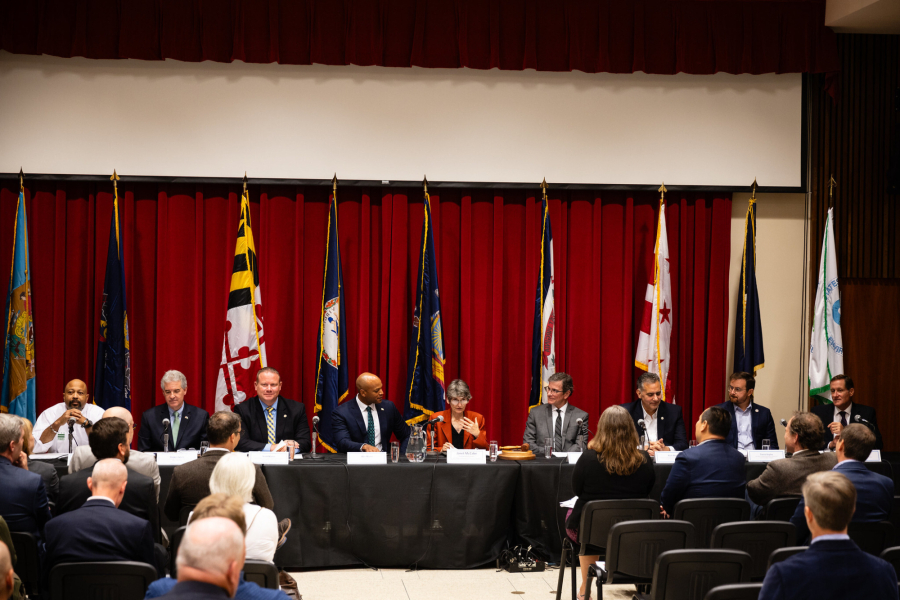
{"left": 811, "top": 402, "right": 883, "bottom": 451}
{"left": 790, "top": 460, "right": 894, "bottom": 542}
{"left": 621, "top": 400, "right": 689, "bottom": 451}
{"left": 146, "top": 575, "right": 291, "bottom": 599}
{"left": 660, "top": 439, "right": 747, "bottom": 514}
{"left": 747, "top": 449, "right": 837, "bottom": 506}
{"left": 157, "top": 581, "right": 233, "bottom": 600}
{"left": 430, "top": 409, "right": 488, "bottom": 450}
{"left": 28, "top": 458, "right": 59, "bottom": 508}
{"left": 70, "top": 446, "right": 161, "bottom": 502}
{"left": 138, "top": 402, "right": 210, "bottom": 452}
{"left": 759, "top": 538, "right": 898, "bottom": 600}
{"left": 0, "top": 456, "right": 52, "bottom": 543}
{"left": 163, "top": 449, "right": 274, "bottom": 522}
{"left": 44, "top": 499, "right": 156, "bottom": 575}
{"left": 714, "top": 400, "right": 779, "bottom": 450}
{"left": 331, "top": 398, "right": 410, "bottom": 453}
{"left": 234, "top": 396, "right": 311, "bottom": 453}
{"left": 523, "top": 403, "right": 590, "bottom": 455}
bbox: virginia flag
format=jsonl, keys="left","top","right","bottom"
{"left": 215, "top": 188, "right": 267, "bottom": 411}
{"left": 1, "top": 188, "right": 36, "bottom": 421}
{"left": 528, "top": 195, "right": 555, "bottom": 411}
{"left": 404, "top": 192, "right": 446, "bottom": 425}
{"left": 94, "top": 190, "right": 131, "bottom": 410}
{"left": 809, "top": 207, "right": 843, "bottom": 402}
{"left": 314, "top": 193, "right": 349, "bottom": 452}
{"left": 635, "top": 199, "right": 673, "bottom": 401}
{"left": 734, "top": 197, "right": 765, "bottom": 373}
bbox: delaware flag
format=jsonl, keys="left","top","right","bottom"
{"left": 809, "top": 207, "right": 843, "bottom": 401}
{"left": 734, "top": 196, "right": 765, "bottom": 373}
{"left": 1, "top": 187, "right": 36, "bottom": 422}
{"left": 314, "top": 189, "right": 349, "bottom": 452}
{"left": 94, "top": 181, "right": 132, "bottom": 409}
{"left": 404, "top": 190, "right": 446, "bottom": 425}
{"left": 528, "top": 193, "right": 555, "bottom": 411}
{"left": 215, "top": 186, "right": 267, "bottom": 411}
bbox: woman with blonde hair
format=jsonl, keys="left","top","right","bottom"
{"left": 567, "top": 405, "right": 655, "bottom": 599}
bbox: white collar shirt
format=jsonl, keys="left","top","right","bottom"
{"left": 356, "top": 396, "right": 382, "bottom": 450}
{"left": 734, "top": 403, "right": 754, "bottom": 451}
{"left": 551, "top": 403, "right": 568, "bottom": 438}
{"left": 833, "top": 403, "right": 853, "bottom": 425}
{"left": 642, "top": 405, "right": 659, "bottom": 443}
{"left": 84, "top": 496, "right": 116, "bottom": 506}
{"left": 32, "top": 402, "right": 106, "bottom": 454}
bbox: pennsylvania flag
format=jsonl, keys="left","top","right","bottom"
{"left": 314, "top": 188, "right": 350, "bottom": 452}
{"left": 529, "top": 192, "right": 555, "bottom": 412}
{"left": 734, "top": 196, "right": 765, "bottom": 373}
{"left": 404, "top": 190, "right": 446, "bottom": 425}
{"left": 94, "top": 179, "right": 132, "bottom": 410}
{"left": 1, "top": 186, "right": 36, "bottom": 422}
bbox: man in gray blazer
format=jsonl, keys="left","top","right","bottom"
{"left": 523, "top": 372, "right": 589, "bottom": 455}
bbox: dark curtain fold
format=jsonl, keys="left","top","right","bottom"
{"left": 0, "top": 181, "right": 731, "bottom": 445}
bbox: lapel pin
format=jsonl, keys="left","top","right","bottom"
{"left": 185, "top": 416, "right": 189, "bottom": 420}
{"left": 754, "top": 409, "right": 758, "bottom": 413}
{"left": 661, "top": 416, "right": 665, "bottom": 420}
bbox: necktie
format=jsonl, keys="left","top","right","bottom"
{"left": 366, "top": 406, "right": 375, "bottom": 447}
{"left": 171, "top": 411, "right": 180, "bottom": 446}
{"left": 554, "top": 409, "right": 563, "bottom": 451}
{"left": 266, "top": 406, "right": 276, "bottom": 445}
{"left": 839, "top": 411, "right": 847, "bottom": 427}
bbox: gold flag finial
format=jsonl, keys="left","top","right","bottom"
{"left": 658, "top": 182, "right": 667, "bottom": 201}
{"left": 332, "top": 173, "right": 338, "bottom": 194}
{"left": 423, "top": 176, "right": 429, "bottom": 194}
{"left": 828, "top": 174, "right": 836, "bottom": 206}
{"left": 751, "top": 178, "right": 758, "bottom": 200}
{"left": 19, "top": 167, "right": 23, "bottom": 193}
{"left": 243, "top": 172, "right": 248, "bottom": 193}
{"left": 540, "top": 178, "right": 548, "bottom": 201}
{"left": 110, "top": 169, "right": 119, "bottom": 196}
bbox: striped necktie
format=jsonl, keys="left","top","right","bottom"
{"left": 366, "top": 406, "right": 375, "bottom": 447}
{"left": 554, "top": 409, "right": 563, "bottom": 451}
{"left": 266, "top": 406, "right": 276, "bottom": 445}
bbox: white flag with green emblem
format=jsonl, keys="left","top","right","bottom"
{"left": 808, "top": 207, "right": 843, "bottom": 402}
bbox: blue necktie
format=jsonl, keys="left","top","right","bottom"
{"left": 366, "top": 406, "right": 375, "bottom": 447}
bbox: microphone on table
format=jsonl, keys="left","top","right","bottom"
{"left": 853, "top": 414, "right": 876, "bottom": 431}
{"left": 67, "top": 417, "right": 76, "bottom": 453}
{"left": 162, "top": 418, "right": 170, "bottom": 453}
{"left": 309, "top": 415, "right": 323, "bottom": 459}
{"left": 576, "top": 417, "right": 588, "bottom": 450}
{"left": 424, "top": 415, "right": 445, "bottom": 426}
{"left": 637, "top": 418, "right": 647, "bottom": 449}
{"left": 780, "top": 419, "right": 787, "bottom": 427}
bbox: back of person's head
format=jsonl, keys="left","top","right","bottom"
{"left": 190, "top": 493, "right": 247, "bottom": 534}
{"left": 588, "top": 406, "right": 644, "bottom": 475}
{"left": 88, "top": 417, "right": 129, "bottom": 459}
{"left": 802, "top": 471, "right": 856, "bottom": 532}
{"left": 88, "top": 459, "right": 128, "bottom": 502}
{"left": 176, "top": 517, "right": 244, "bottom": 582}
{"left": 839, "top": 423, "right": 876, "bottom": 461}
{"left": 700, "top": 406, "right": 731, "bottom": 437}
{"left": 789, "top": 411, "right": 824, "bottom": 451}
{"left": 0, "top": 414, "right": 23, "bottom": 455}
{"left": 207, "top": 411, "right": 241, "bottom": 446}
{"left": 0, "top": 540, "right": 11, "bottom": 600}
{"left": 209, "top": 452, "right": 255, "bottom": 502}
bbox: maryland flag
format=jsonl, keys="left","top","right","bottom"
{"left": 528, "top": 191, "right": 555, "bottom": 411}
{"left": 215, "top": 185, "right": 267, "bottom": 411}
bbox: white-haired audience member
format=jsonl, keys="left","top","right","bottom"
{"left": 158, "top": 517, "right": 245, "bottom": 599}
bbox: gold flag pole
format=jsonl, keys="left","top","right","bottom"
{"left": 658, "top": 182, "right": 667, "bottom": 203}
{"left": 828, "top": 174, "right": 836, "bottom": 208}
{"left": 243, "top": 172, "right": 248, "bottom": 195}
{"left": 19, "top": 168, "right": 33, "bottom": 365}
{"left": 541, "top": 178, "right": 548, "bottom": 203}
{"left": 750, "top": 177, "right": 758, "bottom": 203}
{"left": 18, "top": 168, "right": 24, "bottom": 194}
{"left": 332, "top": 173, "right": 338, "bottom": 199}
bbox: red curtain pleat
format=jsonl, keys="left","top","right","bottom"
{"left": 0, "top": 181, "right": 731, "bottom": 446}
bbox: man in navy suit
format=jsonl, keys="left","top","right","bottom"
{"left": 811, "top": 374, "right": 883, "bottom": 451}
{"left": 332, "top": 373, "right": 410, "bottom": 453}
{"left": 622, "top": 372, "right": 688, "bottom": 455}
{"left": 158, "top": 518, "right": 245, "bottom": 600}
{"left": 0, "top": 414, "right": 52, "bottom": 545}
{"left": 234, "top": 367, "right": 311, "bottom": 453}
{"left": 138, "top": 370, "right": 209, "bottom": 452}
{"left": 760, "top": 470, "right": 898, "bottom": 600}
{"left": 660, "top": 406, "right": 747, "bottom": 516}
{"left": 45, "top": 459, "right": 158, "bottom": 574}
{"left": 715, "top": 371, "right": 778, "bottom": 450}
{"left": 790, "top": 423, "right": 893, "bottom": 543}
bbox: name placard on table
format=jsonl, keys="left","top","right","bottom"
{"left": 248, "top": 452, "right": 291, "bottom": 465}
{"left": 347, "top": 452, "right": 387, "bottom": 465}
{"left": 654, "top": 451, "right": 681, "bottom": 464}
{"left": 866, "top": 450, "right": 882, "bottom": 462}
{"left": 446, "top": 449, "right": 486, "bottom": 464}
{"left": 747, "top": 450, "right": 786, "bottom": 463}
{"left": 156, "top": 451, "right": 199, "bottom": 465}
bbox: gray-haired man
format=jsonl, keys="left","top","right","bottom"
{"left": 523, "top": 372, "right": 589, "bottom": 455}
{"left": 621, "top": 372, "right": 688, "bottom": 455}
{"left": 138, "top": 370, "right": 209, "bottom": 452}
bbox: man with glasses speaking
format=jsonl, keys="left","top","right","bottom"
{"left": 523, "top": 372, "right": 589, "bottom": 456}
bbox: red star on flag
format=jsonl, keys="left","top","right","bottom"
{"left": 659, "top": 301, "right": 671, "bottom": 324}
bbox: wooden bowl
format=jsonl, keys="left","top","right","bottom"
{"left": 498, "top": 450, "right": 536, "bottom": 461}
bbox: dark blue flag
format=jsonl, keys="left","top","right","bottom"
{"left": 404, "top": 192, "right": 446, "bottom": 426}
{"left": 314, "top": 192, "right": 350, "bottom": 453}
{"left": 94, "top": 187, "right": 131, "bottom": 410}
{"left": 529, "top": 193, "right": 556, "bottom": 412}
{"left": 734, "top": 196, "right": 765, "bottom": 373}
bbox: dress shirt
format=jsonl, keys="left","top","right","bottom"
{"left": 835, "top": 459, "right": 859, "bottom": 468}
{"left": 32, "top": 402, "right": 105, "bottom": 454}
{"left": 642, "top": 406, "right": 658, "bottom": 443}
{"left": 552, "top": 403, "right": 568, "bottom": 447}
{"left": 84, "top": 496, "right": 116, "bottom": 506}
{"left": 833, "top": 403, "right": 852, "bottom": 425}
{"left": 258, "top": 397, "right": 278, "bottom": 452}
{"left": 734, "top": 403, "right": 754, "bottom": 451}
{"left": 357, "top": 396, "right": 382, "bottom": 450}
{"left": 810, "top": 533, "right": 850, "bottom": 544}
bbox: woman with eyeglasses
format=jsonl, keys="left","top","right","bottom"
{"left": 429, "top": 379, "right": 489, "bottom": 451}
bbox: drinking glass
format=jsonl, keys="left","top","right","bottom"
{"left": 489, "top": 441, "right": 499, "bottom": 462}
{"left": 762, "top": 439, "right": 771, "bottom": 450}
{"left": 200, "top": 441, "right": 209, "bottom": 456}
{"left": 544, "top": 437, "right": 553, "bottom": 459}
{"left": 288, "top": 442, "right": 296, "bottom": 461}
{"left": 690, "top": 440, "right": 697, "bottom": 448}
{"left": 391, "top": 441, "right": 400, "bottom": 463}
{"left": 639, "top": 435, "right": 647, "bottom": 450}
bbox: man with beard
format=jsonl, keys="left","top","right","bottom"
{"left": 714, "top": 371, "right": 778, "bottom": 451}
{"left": 31, "top": 379, "right": 105, "bottom": 454}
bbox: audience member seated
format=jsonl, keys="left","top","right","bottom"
{"left": 621, "top": 372, "right": 688, "bottom": 455}
{"left": 145, "top": 494, "right": 290, "bottom": 599}
{"left": 138, "top": 370, "right": 210, "bottom": 452}
{"left": 714, "top": 371, "right": 778, "bottom": 450}
{"left": 17, "top": 417, "right": 59, "bottom": 509}
{"left": 0, "top": 540, "right": 15, "bottom": 600}
{"left": 811, "top": 374, "right": 883, "bottom": 451}
{"left": 566, "top": 405, "right": 655, "bottom": 599}
{"left": 746, "top": 412, "right": 836, "bottom": 517}
{"left": 31, "top": 379, "right": 105, "bottom": 454}
{"left": 523, "top": 372, "right": 589, "bottom": 455}
{"left": 332, "top": 372, "right": 411, "bottom": 453}
{"left": 760, "top": 471, "right": 898, "bottom": 600}
{"left": 790, "top": 423, "right": 893, "bottom": 543}
{"left": 164, "top": 411, "right": 274, "bottom": 522}
{"left": 431, "top": 379, "right": 488, "bottom": 451}
{"left": 660, "top": 406, "right": 746, "bottom": 516}
{"left": 0, "top": 414, "right": 52, "bottom": 546}
{"left": 156, "top": 517, "right": 246, "bottom": 599}
{"left": 70, "top": 406, "right": 161, "bottom": 501}
{"left": 0, "top": 518, "right": 23, "bottom": 600}
{"left": 44, "top": 459, "right": 159, "bottom": 574}
{"left": 234, "top": 367, "right": 309, "bottom": 454}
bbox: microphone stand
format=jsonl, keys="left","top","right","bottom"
{"left": 68, "top": 420, "right": 75, "bottom": 454}
{"left": 163, "top": 429, "right": 169, "bottom": 453}
{"left": 425, "top": 422, "right": 441, "bottom": 457}
{"left": 308, "top": 424, "right": 324, "bottom": 459}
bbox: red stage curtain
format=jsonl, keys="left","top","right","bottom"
{"left": 0, "top": 181, "right": 731, "bottom": 446}
{"left": 0, "top": 0, "right": 837, "bottom": 76}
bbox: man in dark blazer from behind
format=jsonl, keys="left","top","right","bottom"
{"left": 158, "top": 518, "right": 245, "bottom": 600}
{"left": 332, "top": 372, "right": 410, "bottom": 453}
{"left": 622, "top": 372, "right": 688, "bottom": 455}
{"left": 138, "top": 370, "right": 209, "bottom": 452}
{"left": 0, "top": 414, "right": 52, "bottom": 545}
{"left": 522, "top": 372, "right": 589, "bottom": 455}
{"left": 811, "top": 374, "right": 883, "bottom": 451}
{"left": 715, "top": 371, "right": 778, "bottom": 450}
{"left": 234, "top": 367, "right": 311, "bottom": 453}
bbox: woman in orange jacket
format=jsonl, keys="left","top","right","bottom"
{"left": 429, "top": 379, "right": 489, "bottom": 451}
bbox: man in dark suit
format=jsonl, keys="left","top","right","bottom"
{"left": 622, "top": 372, "right": 688, "bottom": 455}
{"left": 0, "top": 414, "right": 52, "bottom": 544}
{"left": 332, "top": 372, "right": 410, "bottom": 453}
{"left": 522, "top": 372, "right": 589, "bottom": 455}
{"left": 138, "top": 370, "right": 209, "bottom": 452}
{"left": 715, "top": 371, "right": 778, "bottom": 450}
{"left": 790, "top": 423, "right": 893, "bottom": 543}
{"left": 234, "top": 367, "right": 310, "bottom": 453}
{"left": 158, "top": 518, "right": 245, "bottom": 599}
{"left": 811, "top": 374, "right": 883, "bottom": 451}
{"left": 45, "top": 459, "right": 158, "bottom": 574}
{"left": 760, "top": 470, "right": 898, "bottom": 600}
{"left": 660, "top": 406, "right": 747, "bottom": 515}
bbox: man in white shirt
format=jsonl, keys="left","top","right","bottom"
{"left": 622, "top": 372, "right": 688, "bottom": 455}
{"left": 31, "top": 379, "right": 104, "bottom": 454}
{"left": 714, "top": 371, "right": 778, "bottom": 451}
{"left": 811, "top": 374, "right": 883, "bottom": 451}
{"left": 522, "top": 373, "right": 589, "bottom": 455}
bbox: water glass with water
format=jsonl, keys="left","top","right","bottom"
{"left": 200, "top": 441, "right": 209, "bottom": 456}
{"left": 762, "top": 439, "right": 771, "bottom": 450}
{"left": 544, "top": 437, "right": 553, "bottom": 459}
{"left": 391, "top": 441, "right": 400, "bottom": 463}
{"left": 489, "top": 441, "right": 498, "bottom": 462}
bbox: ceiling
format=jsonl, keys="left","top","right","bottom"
{"left": 826, "top": 0, "right": 900, "bottom": 34}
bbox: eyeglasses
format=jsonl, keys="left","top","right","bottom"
{"left": 543, "top": 387, "right": 564, "bottom": 395}
{"left": 448, "top": 398, "right": 469, "bottom": 405}
{"left": 728, "top": 386, "right": 745, "bottom": 393}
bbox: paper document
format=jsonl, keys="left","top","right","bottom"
{"left": 560, "top": 496, "right": 578, "bottom": 509}
{"left": 29, "top": 453, "right": 67, "bottom": 460}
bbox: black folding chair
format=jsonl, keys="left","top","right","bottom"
{"left": 710, "top": 521, "right": 796, "bottom": 581}
{"left": 10, "top": 531, "right": 41, "bottom": 597}
{"left": 704, "top": 583, "right": 763, "bottom": 600}
{"left": 647, "top": 549, "right": 752, "bottom": 600}
{"left": 889, "top": 497, "right": 900, "bottom": 537}
{"left": 879, "top": 546, "right": 900, "bottom": 580}
{"left": 178, "top": 505, "right": 194, "bottom": 527}
{"left": 169, "top": 526, "right": 187, "bottom": 577}
{"left": 50, "top": 561, "right": 158, "bottom": 600}
{"left": 243, "top": 560, "right": 279, "bottom": 590}
{"left": 848, "top": 521, "right": 895, "bottom": 556}
{"left": 764, "top": 496, "right": 802, "bottom": 522}
{"left": 674, "top": 498, "right": 751, "bottom": 547}
{"left": 556, "top": 499, "right": 660, "bottom": 600}
{"left": 766, "top": 546, "right": 807, "bottom": 570}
